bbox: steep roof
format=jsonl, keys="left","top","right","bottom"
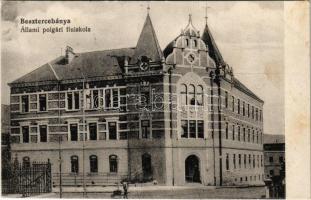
{"left": 201, "top": 24, "right": 225, "bottom": 66}
{"left": 232, "top": 77, "right": 264, "bottom": 103}
{"left": 11, "top": 47, "right": 135, "bottom": 85}
{"left": 131, "top": 14, "right": 163, "bottom": 63}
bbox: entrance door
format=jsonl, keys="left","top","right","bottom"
{"left": 185, "top": 155, "right": 201, "bottom": 183}
{"left": 142, "top": 153, "right": 152, "bottom": 181}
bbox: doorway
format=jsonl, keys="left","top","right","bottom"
{"left": 185, "top": 155, "right": 201, "bottom": 183}
{"left": 142, "top": 153, "right": 152, "bottom": 181}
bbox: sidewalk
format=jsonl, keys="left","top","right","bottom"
{"left": 52, "top": 184, "right": 216, "bottom": 193}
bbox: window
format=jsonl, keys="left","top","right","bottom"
{"left": 109, "top": 155, "right": 118, "bottom": 173}
{"left": 238, "top": 154, "right": 241, "bottom": 168}
{"left": 247, "top": 104, "right": 250, "bottom": 117}
{"left": 226, "top": 154, "right": 229, "bottom": 170}
{"left": 269, "top": 156, "right": 273, "bottom": 163}
{"left": 185, "top": 39, "right": 189, "bottom": 47}
{"left": 23, "top": 157, "right": 30, "bottom": 168}
{"left": 70, "top": 124, "right": 78, "bottom": 141}
{"left": 237, "top": 99, "right": 240, "bottom": 114}
{"left": 238, "top": 126, "right": 240, "bottom": 141}
{"left": 225, "top": 122, "right": 229, "bottom": 139}
{"left": 141, "top": 120, "right": 151, "bottom": 139}
{"left": 253, "top": 155, "right": 256, "bottom": 168}
{"left": 89, "top": 155, "right": 98, "bottom": 173}
{"left": 113, "top": 89, "right": 119, "bottom": 107}
{"left": 39, "top": 125, "right": 47, "bottom": 142}
{"left": 196, "top": 85, "right": 203, "bottom": 106}
{"left": 259, "top": 110, "right": 262, "bottom": 121}
{"left": 71, "top": 156, "right": 79, "bottom": 173}
{"left": 22, "top": 126, "right": 29, "bottom": 143}
{"left": 225, "top": 92, "right": 228, "bottom": 108}
{"left": 181, "top": 120, "right": 188, "bottom": 138}
{"left": 180, "top": 84, "right": 187, "bottom": 105}
{"left": 233, "top": 154, "right": 236, "bottom": 169}
{"left": 244, "top": 154, "right": 247, "bottom": 168}
{"left": 232, "top": 96, "right": 235, "bottom": 112}
{"left": 256, "top": 108, "right": 258, "bottom": 121}
{"left": 232, "top": 125, "right": 235, "bottom": 140}
{"left": 39, "top": 94, "right": 47, "bottom": 111}
{"left": 67, "top": 91, "right": 80, "bottom": 110}
{"left": 197, "top": 120, "right": 204, "bottom": 138}
{"left": 269, "top": 170, "right": 274, "bottom": 176}
{"left": 193, "top": 40, "right": 197, "bottom": 47}
{"left": 243, "top": 128, "right": 246, "bottom": 142}
{"left": 279, "top": 156, "right": 284, "bottom": 163}
{"left": 140, "top": 87, "right": 150, "bottom": 108}
{"left": 249, "top": 154, "right": 251, "bottom": 167}
{"left": 248, "top": 129, "right": 250, "bottom": 142}
{"left": 92, "top": 90, "right": 99, "bottom": 109}
{"left": 257, "top": 155, "right": 259, "bottom": 168}
{"left": 89, "top": 123, "right": 97, "bottom": 140}
{"left": 105, "top": 89, "right": 111, "bottom": 108}
{"left": 261, "top": 155, "right": 263, "bottom": 167}
{"left": 189, "top": 85, "right": 195, "bottom": 105}
{"left": 21, "top": 95, "right": 29, "bottom": 113}
{"left": 108, "top": 122, "right": 117, "bottom": 140}
{"left": 189, "top": 120, "right": 196, "bottom": 138}
{"left": 252, "top": 106, "right": 254, "bottom": 119}
{"left": 252, "top": 130, "right": 255, "bottom": 143}
{"left": 242, "top": 102, "right": 245, "bottom": 116}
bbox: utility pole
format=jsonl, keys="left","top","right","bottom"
{"left": 58, "top": 135, "right": 62, "bottom": 198}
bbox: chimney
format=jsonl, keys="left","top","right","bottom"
{"left": 65, "top": 46, "right": 76, "bottom": 64}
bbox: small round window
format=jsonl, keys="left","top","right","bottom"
{"left": 187, "top": 53, "right": 196, "bottom": 64}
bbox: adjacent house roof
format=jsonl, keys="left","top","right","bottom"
{"left": 201, "top": 24, "right": 225, "bottom": 67}
{"left": 131, "top": 14, "right": 164, "bottom": 63}
{"left": 11, "top": 47, "right": 135, "bottom": 85}
{"left": 264, "top": 134, "right": 285, "bottom": 144}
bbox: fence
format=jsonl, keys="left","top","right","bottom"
{"left": 2, "top": 159, "right": 51, "bottom": 195}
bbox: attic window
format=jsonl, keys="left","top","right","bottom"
{"left": 185, "top": 39, "right": 189, "bottom": 47}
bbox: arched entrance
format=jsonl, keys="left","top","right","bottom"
{"left": 185, "top": 155, "right": 201, "bottom": 183}
{"left": 142, "top": 153, "right": 152, "bottom": 181}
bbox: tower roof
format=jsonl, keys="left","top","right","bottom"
{"left": 201, "top": 23, "right": 224, "bottom": 66}
{"left": 182, "top": 14, "right": 200, "bottom": 37}
{"left": 131, "top": 14, "right": 163, "bottom": 63}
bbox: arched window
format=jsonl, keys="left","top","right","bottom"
{"left": 89, "top": 155, "right": 98, "bottom": 173}
{"left": 226, "top": 154, "right": 229, "bottom": 170}
{"left": 23, "top": 156, "right": 30, "bottom": 168}
{"left": 180, "top": 84, "right": 187, "bottom": 105}
{"left": 109, "top": 155, "right": 118, "bottom": 173}
{"left": 196, "top": 85, "right": 203, "bottom": 106}
{"left": 71, "top": 155, "right": 79, "bottom": 173}
{"left": 188, "top": 85, "right": 195, "bottom": 105}
{"left": 193, "top": 40, "right": 197, "bottom": 47}
{"left": 185, "top": 39, "right": 189, "bottom": 47}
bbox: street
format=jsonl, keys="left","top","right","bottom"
{"left": 46, "top": 186, "right": 265, "bottom": 199}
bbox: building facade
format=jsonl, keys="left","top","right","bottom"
{"left": 9, "top": 13, "right": 264, "bottom": 186}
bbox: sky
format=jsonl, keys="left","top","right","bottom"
{"left": 1, "top": 1, "right": 284, "bottom": 135}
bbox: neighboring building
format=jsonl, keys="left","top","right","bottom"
{"left": 263, "top": 134, "right": 285, "bottom": 179}
{"left": 1, "top": 104, "right": 11, "bottom": 178}
{"left": 8, "top": 13, "right": 264, "bottom": 186}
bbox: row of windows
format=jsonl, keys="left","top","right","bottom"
{"left": 16, "top": 87, "right": 127, "bottom": 113}
{"left": 269, "top": 156, "right": 284, "bottom": 164}
{"left": 71, "top": 155, "right": 118, "bottom": 173}
{"left": 180, "top": 84, "right": 204, "bottom": 106}
{"left": 225, "top": 123, "right": 263, "bottom": 144}
{"left": 235, "top": 174, "right": 264, "bottom": 183}
{"left": 181, "top": 120, "right": 204, "bottom": 138}
{"left": 185, "top": 38, "right": 198, "bottom": 48}
{"left": 225, "top": 153, "right": 263, "bottom": 171}
{"left": 225, "top": 92, "right": 262, "bottom": 122}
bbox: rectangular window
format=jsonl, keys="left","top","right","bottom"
{"left": 67, "top": 92, "right": 80, "bottom": 110}
{"left": 238, "top": 126, "right": 240, "bottom": 141}
{"left": 269, "top": 170, "right": 274, "bottom": 176}
{"left": 189, "top": 120, "right": 196, "bottom": 138}
{"left": 112, "top": 89, "right": 119, "bottom": 107}
{"left": 92, "top": 90, "right": 99, "bottom": 109}
{"left": 269, "top": 156, "right": 273, "bottom": 163}
{"left": 89, "top": 123, "right": 97, "bottom": 140}
{"left": 252, "top": 106, "right": 254, "bottom": 119}
{"left": 238, "top": 154, "right": 241, "bottom": 168}
{"left": 279, "top": 156, "right": 284, "bottom": 163}
{"left": 261, "top": 155, "right": 263, "bottom": 167}
{"left": 233, "top": 154, "right": 236, "bottom": 169}
{"left": 225, "top": 122, "right": 228, "bottom": 139}
{"left": 105, "top": 89, "right": 111, "bottom": 108}
{"left": 242, "top": 102, "right": 245, "bottom": 116}
{"left": 256, "top": 108, "right": 258, "bottom": 121}
{"left": 256, "top": 131, "right": 258, "bottom": 143}
{"left": 232, "top": 96, "right": 235, "bottom": 112}
{"left": 257, "top": 155, "right": 259, "bottom": 168}
{"left": 237, "top": 99, "right": 240, "bottom": 114}
{"left": 248, "top": 129, "right": 250, "bottom": 142}
{"left": 226, "top": 154, "right": 229, "bottom": 170}
{"left": 252, "top": 130, "right": 255, "bottom": 143}
{"left": 39, "top": 125, "right": 47, "bottom": 142}
{"left": 197, "top": 121, "right": 204, "bottom": 138}
{"left": 181, "top": 120, "right": 188, "bottom": 138}
{"left": 70, "top": 124, "right": 78, "bottom": 141}
{"left": 259, "top": 110, "right": 262, "bottom": 121}
{"left": 232, "top": 125, "right": 235, "bottom": 140}
{"left": 108, "top": 122, "right": 117, "bottom": 140}
{"left": 21, "top": 95, "right": 29, "bottom": 113}
{"left": 247, "top": 104, "right": 250, "bottom": 117}
{"left": 249, "top": 154, "right": 251, "bottom": 167}
{"left": 253, "top": 155, "right": 256, "bottom": 168}
{"left": 39, "top": 94, "right": 47, "bottom": 111}
{"left": 141, "top": 120, "right": 150, "bottom": 139}
{"left": 243, "top": 128, "right": 246, "bottom": 142}
{"left": 244, "top": 154, "right": 247, "bottom": 168}
{"left": 22, "top": 126, "right": 29, "bottom": 143}
{"left": 225, "top": 92, "right": 228, "bottom": 108}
